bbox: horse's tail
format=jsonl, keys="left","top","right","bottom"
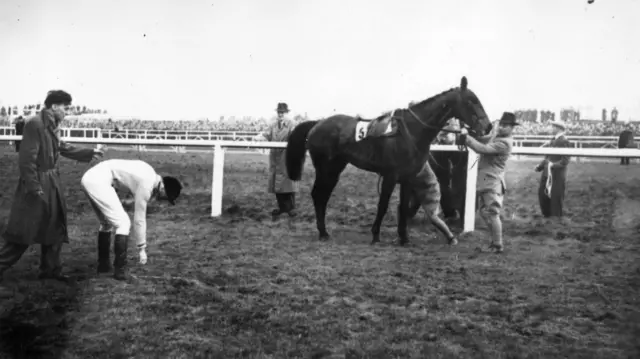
{"left": 286, "top": 120, "right": 318, "bottom": 181}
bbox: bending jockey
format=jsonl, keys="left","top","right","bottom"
{"left": 405, "top": 161, "right": 459, "bottom": 245}
{"left": 408, "top": 119, "right": 466, "bottom": 224}
{"left": 460, "top": 112, "right": 518, "bottom": 253}
{"left": 80, "top": 159, "right": 182, "bottom": 280}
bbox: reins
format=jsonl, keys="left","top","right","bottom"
{"left": 374, "top": 104, "right": 481, "bottom": 196}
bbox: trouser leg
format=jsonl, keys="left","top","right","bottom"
{"left": 81, "top": 179, "right": 131, "bottom": 238}
{"left": 538, "top": 177, "right": 551, "bottom": 217}
{"left": 549, "top": 178, "right": 566, "bottom": 217}
{"left": 282, "top": 193, "right": 296, "bottom": 216}
{"left": 272, "top": 194, "right": 285, "bottom": 216}
{"left": 0, "top": 242, "right": 28, "bottom": 298}
{"left": 478, "top": 192, "right": 505, "bottom": 252}
{"left": 113, "top": 234, "right": 129, "bottom": 281}
{"left": 0, "top": 241, "right": 29, "bottom": 277}
{"left": 39, "top": 242, "right": 64, "bottom": 278}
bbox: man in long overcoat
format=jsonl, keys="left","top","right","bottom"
{"left": 618, "top": 123, "right": 635, "bottom": 165}
{"left": 254, "top": 102, "right": 299, "bottom": 218}
{"left": 535, "top": 120, "right": 571, "bottom": 217}
{"left": 13, "top": 116, "right": 25, "bottom": 152}
{"left": 0, "top": 90, "right": 102, "bottom": 298}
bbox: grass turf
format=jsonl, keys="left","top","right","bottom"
{"left": 0, "top": 147, "right": 639, "bottom": 358}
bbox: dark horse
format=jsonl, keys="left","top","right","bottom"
{"left": 285, "top": 76, "right": 491, "bottom": 245}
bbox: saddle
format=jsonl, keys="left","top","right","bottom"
{"left": 355, "top": 111, "right": 399, "bottom": 141}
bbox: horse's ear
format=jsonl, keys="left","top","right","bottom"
{"left": 460, "top": 76, "right": 468, "bottom": 90}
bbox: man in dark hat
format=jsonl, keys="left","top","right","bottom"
{"left": 618, "top": 122, "right": 635, "bottom": 165}
{"left": 13, "top": 116, "right": 25, "bottom": 152}
{"left": 80, "top": 159, "right": 182, "bottom": 281}
{"left": 1, "top": 90, "right": 103, "bottom": 298}
{"left": 254, "top": 102, "right": 299, "bottom": 218}
{"left": 535, "top": 119, "right": 571, "bottom": 217}
{"left": 460, "top": 112, "right": 519, "bottom": 253}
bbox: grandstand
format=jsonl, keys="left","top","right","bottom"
{"left": 0, "top": 105, "right": 636, "bottom": 136}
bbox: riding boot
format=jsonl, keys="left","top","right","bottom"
{"left": 97, "top": 231, "right": 113, "bottom": 273}
{"left": 113, "top": 234, "right": 129, "bottom": 281}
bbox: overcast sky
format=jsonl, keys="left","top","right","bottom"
{"left": 0, "top": 0, "right": 638, "bottom": 121}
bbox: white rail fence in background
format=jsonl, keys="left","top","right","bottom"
{"left": 2, "top": 135, "right": 640, "bottom": 234}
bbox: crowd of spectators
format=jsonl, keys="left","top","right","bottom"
{"left": 0, "top": 104, "right": 106, "bottom": 118}
{"left": 0, "top": 113, "right": 637, "bottom": 136}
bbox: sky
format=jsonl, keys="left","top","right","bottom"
{"left": 0, "top": 0, "right": 638, "bottom": 122}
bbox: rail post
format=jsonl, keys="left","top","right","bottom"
{"left": 463, "top": 149, "right": 479, "bottom": 233}
{"left": 211, "top": 144, "right": 226, "bottom": 217}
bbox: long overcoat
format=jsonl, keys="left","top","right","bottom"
{"left": 537, "top": 134, "right": 571, "bottom": 217}
{"left": 259, "top": 117, "right": 299, "bottom": 194}
{"left": 2, "top": 110, "right": 95, "bottom": 246}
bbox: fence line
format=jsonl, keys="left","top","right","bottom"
{"left": 1, "top": 135, "right": 639, "bottom": 234}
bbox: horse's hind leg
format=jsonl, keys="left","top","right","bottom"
{"left": 371, "top": 175, "right": 396, "bottom": 244}
{"left": 311, "top": 156, "right": 347, "bottom": 241}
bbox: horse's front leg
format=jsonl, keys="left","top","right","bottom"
{"left": 371, "top": 175, "right": 396, "bottom": 245}
{"left": 397, "top": 182, "right": 412, "bottom": 246}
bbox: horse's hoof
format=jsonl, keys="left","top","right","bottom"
{"left": 448, "top": 236, "right": 459, "bottom": 246}
{"left": 319, "top": 235, "right": 331, "bottom": 242}
{"left": 370, "top": 239, "right": 379, "bottom": 245}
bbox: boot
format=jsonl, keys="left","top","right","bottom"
{"left": 0, "top": 271, "right": 13, "bottom": 299}
{"left": 271, "top": 194, "right": 285, "bottom": 217}
{"left": 97, "top": 231, "right": 113, "bottom": 273}
{"left": 287, "top": 193, "right": 297, "bottom": 217}
{"left": 113, "top": 234, "right": 129, "bottom": 281}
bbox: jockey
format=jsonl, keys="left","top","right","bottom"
{"left": 80, "top": 159, "right": 182, "bottom": 280}
{"left": 406, "top": 161, "right": 458, "bottom": 245}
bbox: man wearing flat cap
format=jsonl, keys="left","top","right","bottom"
{"left": 460, "top": 112, "right": 519, "bottom": 253}
{"left": 535, "top": 119, "right": 571, "bottom": 217}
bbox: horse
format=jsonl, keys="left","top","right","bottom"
{"left": 285, "top": 76, "right": 492, "bottom": 245}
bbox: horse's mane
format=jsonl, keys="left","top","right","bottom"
{"left": 407, "top": 87, "right": 458, "bottom": 111}
{"left": 353, "top": 87, "right": 459, "bottom": 122}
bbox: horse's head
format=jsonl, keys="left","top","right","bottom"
{"left": 451, "top": 76, "right": 492, "bottom": 137}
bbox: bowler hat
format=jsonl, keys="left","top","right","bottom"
{"left": 499, "top": 112, "right": 520, "bottom": 126}
{"left": 276, "top": 103, "right": 290, "bottom": 113}
{"left": 549, "top": 119, "right": 566, "bottom": 130}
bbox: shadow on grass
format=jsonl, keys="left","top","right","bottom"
{"left": 0, "top": 271, "right": 85, "bottom": 359}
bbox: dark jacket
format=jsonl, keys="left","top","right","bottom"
{"left": 2, "top": 109, "right": 95, "bottom": 245}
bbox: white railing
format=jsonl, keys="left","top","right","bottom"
{"left": 0, "top": 126, "right": 629, "bottom": 144}
{"left": 2, "top": 134, "right": 640, "bottom": 235}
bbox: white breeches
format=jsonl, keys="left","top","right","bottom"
{"left": 81, "top": 174, "right": 131, "bottom": 237}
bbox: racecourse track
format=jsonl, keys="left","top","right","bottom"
{"left": 0, "top": 144, "right": 639, "bottom": 358}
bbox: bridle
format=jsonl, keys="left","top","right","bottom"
{"left": 374, "top": 102, "right": 483, "bottom": 195}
